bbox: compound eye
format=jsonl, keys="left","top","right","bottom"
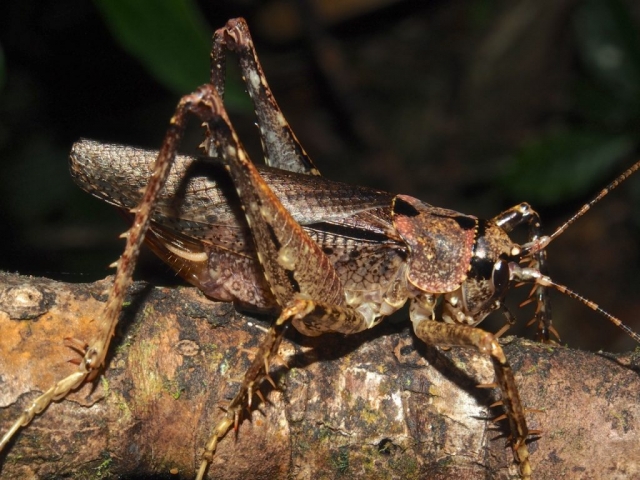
{"left": 492, "top": 260, "right": 510, "bottom": 293}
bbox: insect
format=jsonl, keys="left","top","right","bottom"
{"left": 1, "top": 17, "right": 640, "bottom": 479}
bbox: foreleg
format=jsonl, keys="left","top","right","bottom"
{"left": 413, "top": 319, "right": 533, "bottom": 479}
{"left": 493, "top": 203, "right": 555, "bottom": 342}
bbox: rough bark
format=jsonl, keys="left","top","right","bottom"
{"left": 0, "top": 272, "right": 638, "bottom": 479}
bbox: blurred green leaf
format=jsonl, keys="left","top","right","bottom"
{"left": 94, "top": 0, "right": 211, "bottom": 94}
{"left": 573, "top": 0, "right": 640, "bottom": 107}
{"left": 94, "top": 0, "right": 251, "bottom": 111}
{"left": 502, "top": 130, "right": 634, "bottom": 205}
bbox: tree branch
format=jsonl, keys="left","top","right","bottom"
{"left": 1, "top": 272, "right": 639, "bottom": 479}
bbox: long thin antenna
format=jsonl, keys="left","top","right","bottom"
{"left": 526, "top": 158, "right": 640, "bottom": 255}
{"left": 546, "top": 278, "right": 640, "bottom": 344}
{"left": 512, "top": 265, "right": 640, "bottom": 344}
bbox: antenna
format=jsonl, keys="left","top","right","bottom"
{"left": 515, "top": 158, "right": 640, "bottom": 344}
{"left": 525, "top": 158, "right": 640, "bottom": 255}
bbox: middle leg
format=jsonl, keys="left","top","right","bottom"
{"left": 192, "top": 71, "right": 375, "bottom": 477}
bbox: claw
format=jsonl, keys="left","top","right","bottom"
{"left": 233, "top": 409, "right": 241, "bottom": 431}
{"left": 534, "top": 301, "right": 543, "bottom": 314}
{"left": 548, "top": 325, "right": 561, "bottom": 342}
{"left": 519, "top": 297, "right": 535, "bottom": 308}
{"left": 525, "top": 408, "right": 545, "bottom": 415}
{"left": 492, "top": 413, "right": 508, "bottom": 423}
{"left": 247, "top": 385, "right": 253, "bottom": 409}
{"left": 264, "top": 374, "right": 277, "bottom": 389}
{"left": 64, "top": 337, "right": 89, "bottom": 355}
{"left": 494, "top": 324, "right": 510, "bottom": 338}
{"left": 477, "top": 382, "right": 498, "bottom": 389}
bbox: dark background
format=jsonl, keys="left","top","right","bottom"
{"left": 1, "top": 0, "right": 640, "bottom": 351}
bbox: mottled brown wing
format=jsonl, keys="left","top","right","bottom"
{"left": 70, "top": 140, "right": 396, "bottom": 230}
{"left": 70, "top": 140, "right": 404, "bottom": 308}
